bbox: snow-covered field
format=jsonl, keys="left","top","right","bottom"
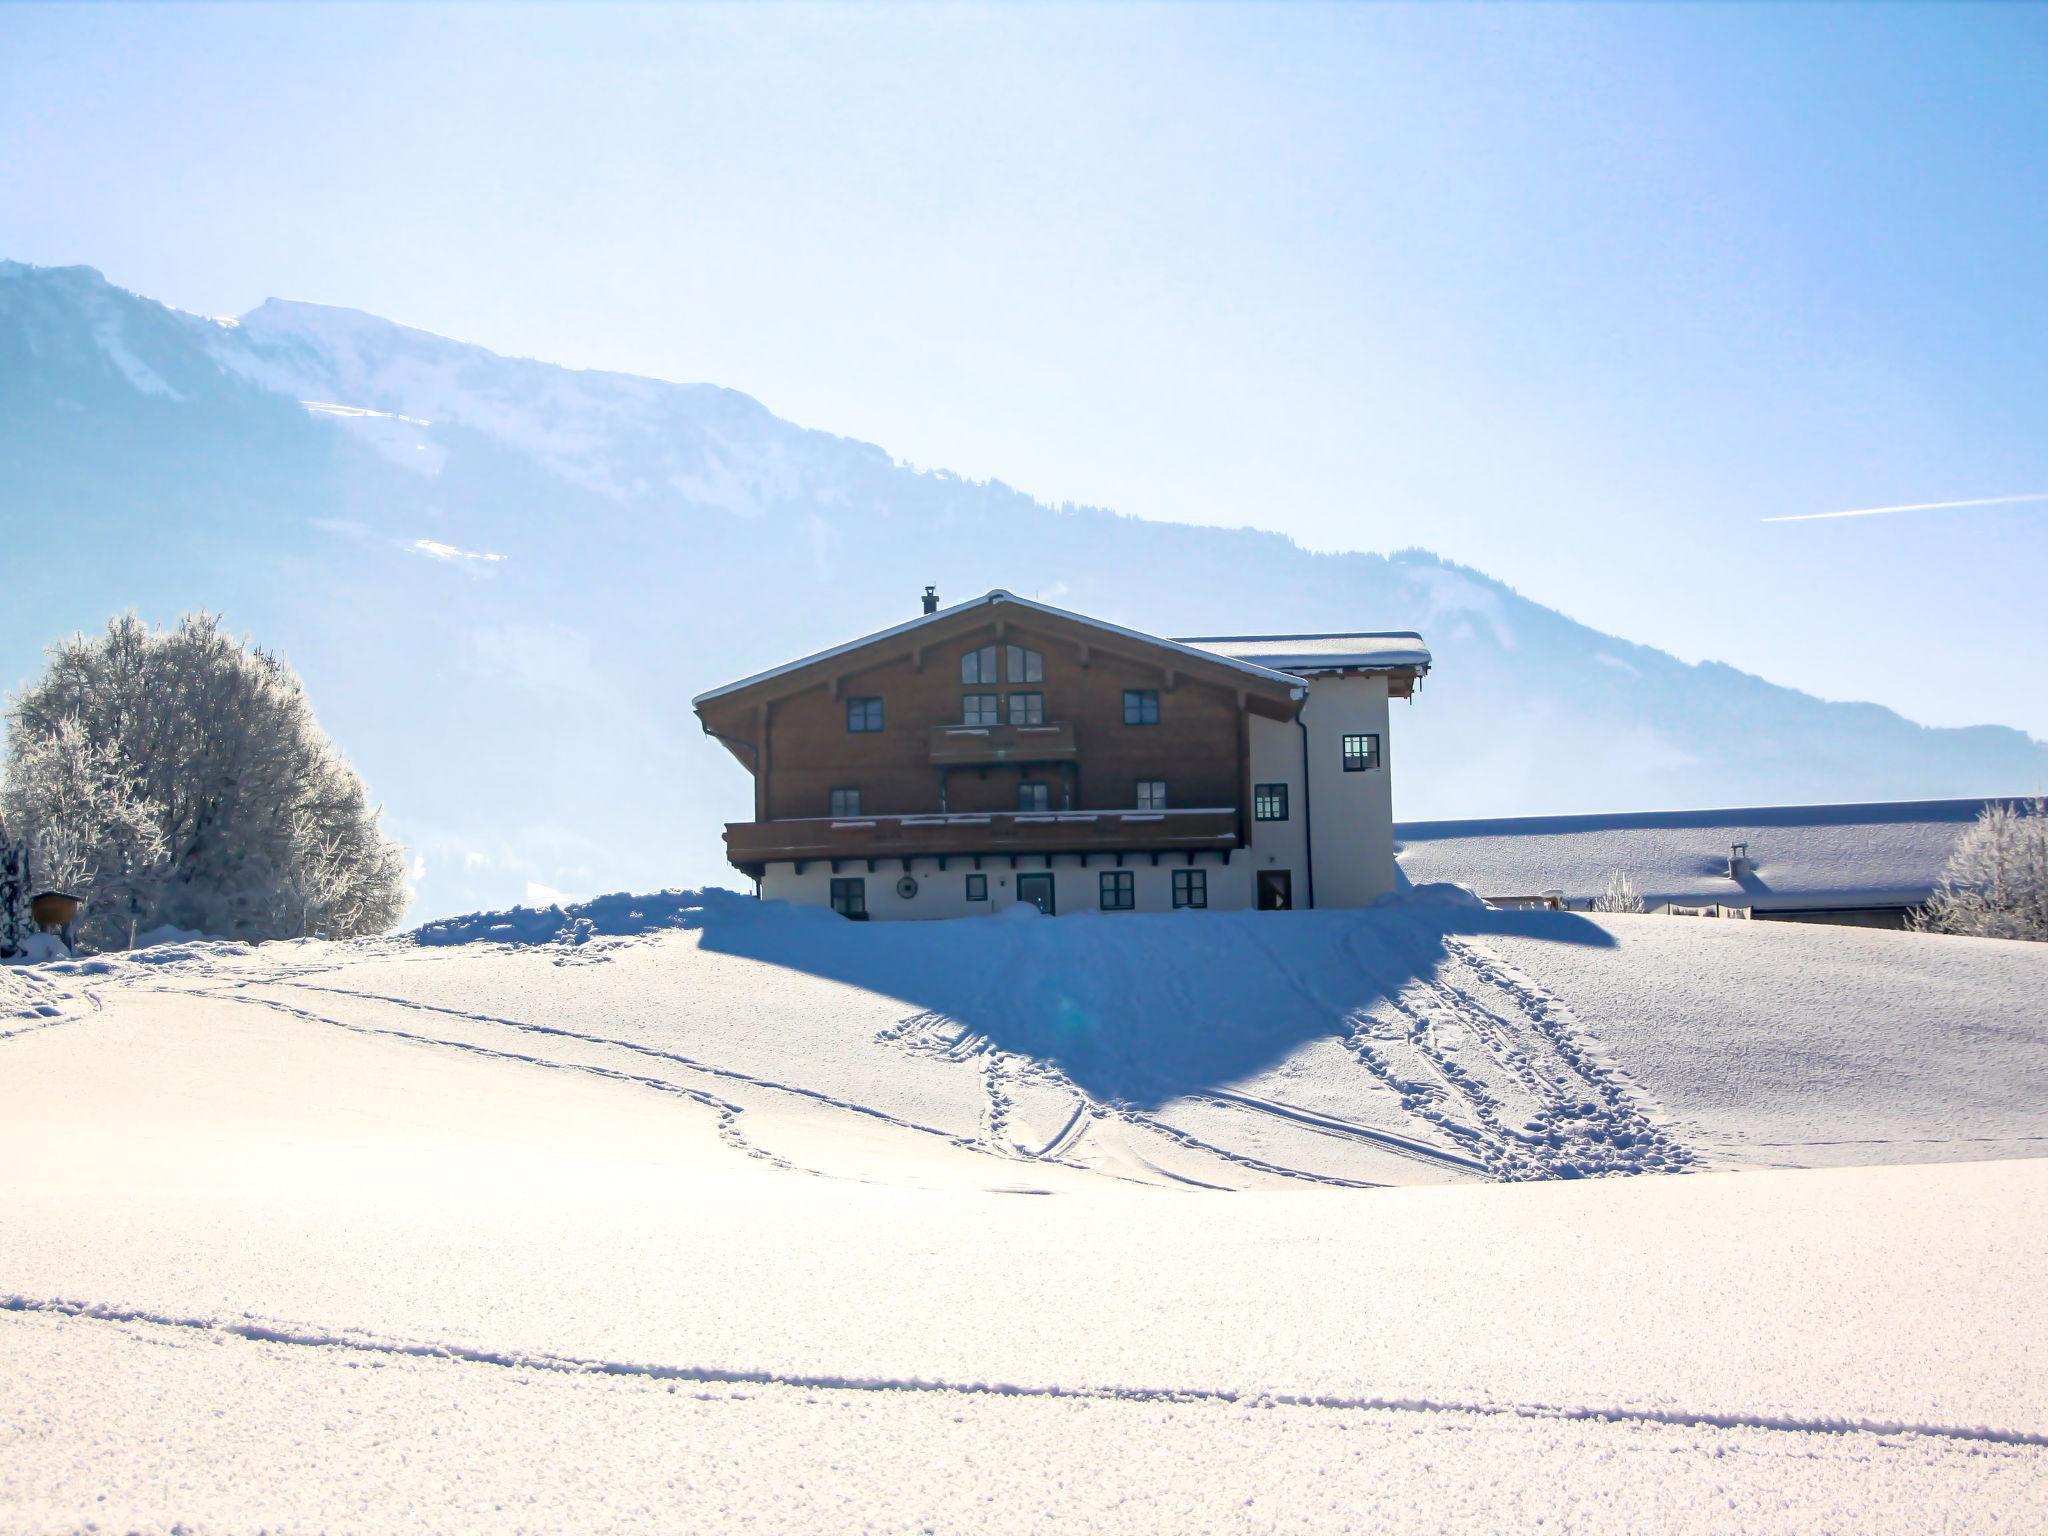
{"left": 4, "top": 895, "right": 2046, "bottom": 1532}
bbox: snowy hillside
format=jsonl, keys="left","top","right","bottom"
{"left": 3, "top": 902, "right": 2045, "bottom": 1530}
{"left": 5, "top": 260, "right": 2046, "bottom": 920}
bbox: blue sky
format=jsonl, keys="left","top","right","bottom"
{"left": 4, "top": 2, "right": 2045, "bottom": 738}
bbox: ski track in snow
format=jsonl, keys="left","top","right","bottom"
{"left": 193, "top": 985, "right": 817, "bottom": 1177}
{"left": 4, "top": 1295, "right": 2042, "bottom": 1452}
{"left": 876, "top": 1008, "right": 1389, "bottom": 1189}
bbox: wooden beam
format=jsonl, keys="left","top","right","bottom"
{"left": 755, "top": 702, "right": 772, "bottom": 822}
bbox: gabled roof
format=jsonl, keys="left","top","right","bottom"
{"left": 692, "top": 589, "right": 1306, "bottom": 709}
{"left": 1176, "top": 632, "right": 1432, "bottom": 676}
{"left": 1395, "top": 797, "right": 2017, "bottom": 912}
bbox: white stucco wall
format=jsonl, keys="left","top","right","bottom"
{"left": 1247, "top": 714, "right": 1309, "bottom": 901}
{"left": 1299, "top": 673, "right": 1397, "bottom": 907}
{"left": 759, "top": 852, "right": 1252, "bottom": 919}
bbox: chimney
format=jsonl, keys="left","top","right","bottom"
{"left": 921, "top": 585, "right": 939, "bottom": 615}
{"left": 1728, "top": 842, "right": 1752, "bottom": 880}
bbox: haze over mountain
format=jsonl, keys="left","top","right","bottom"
{"left": 4, "top": 260, "right": 2042, "bottom": 920}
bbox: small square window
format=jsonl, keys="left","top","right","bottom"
{"left": 1173, "top": 869, "right": 1207, "bottom": 909}
{"left": 1341, "top": 733, "right": 1381, "bottom": 772}
{"left": 829, "top": 788, "right": 861, "bottom": 818}
{"left": 829, "top": 878, "right": 867, "bottom": 919}
{"left": 1123, "top": 689, "right": 1160, "bottom": 726}
{"left": 1254, "top": 783, "right": 1289, "bottom": 821}
{"left": 961, "top": 693, "right": 999, "bottom": 727}
{"left": 1100, "top": 870, "right": 1135, "bottom": 911}
{"left": 1136, "top": 780, "right": 1167, "bottom": 811}
{"left": 1008, "top": 691, "right": 1045, "bottom": 726}
{"left": 846, "top": 697, "right": 884, "bottom": 733}
{"left": 960, "top": 646, "right": 998, "bottom": 685}
{"left": 966, "top": 873, "right": 988, "bottom": 901}
{"left": 1017, "top": 782, "right": 1050, "bottom": 813}
{"left": 1007, "top": 645, "right": 1044, "bottom": 684}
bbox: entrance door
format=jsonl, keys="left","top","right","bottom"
{"left": 1257, "top": 870, "right": 1293, "bottom": 911}
{"left": 1016, "top": 872, "right": 1056, "bottom": 916}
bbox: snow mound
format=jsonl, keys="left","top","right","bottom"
{"left": 410, "top": 886, "right": 826, "bottom": 948}
{"left": 1374, "top": 881, "right": 1492, "bottom": 911}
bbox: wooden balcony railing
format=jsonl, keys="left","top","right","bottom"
{"left": 927, "top": 720, "right": 1078, "bottom": 767}
{"left": 724, "top": 807, "right": 1240, "bottom": 872}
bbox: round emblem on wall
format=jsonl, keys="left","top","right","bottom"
{"left": 895, "top": 875, "right": 920, "bottom": 900}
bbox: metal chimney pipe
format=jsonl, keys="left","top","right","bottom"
{"left": 922, "top": 585, "right": 939, "bottom": 615}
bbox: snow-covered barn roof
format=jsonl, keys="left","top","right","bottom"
{"left": 1176, "top": 632, "right": 1432, "bottom": 677}
{"left": 1396, "top": 798, "right": 2020, "bottom": 913}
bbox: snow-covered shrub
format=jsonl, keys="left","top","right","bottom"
{"left": 1592, "top": 872, "right": 1645, "bottom": 914}
{"left": 1914, "top": 797, "right": 2048, "bottom": 942}
{"left": 1, "top": 613, "right": 407, "bottom": 949}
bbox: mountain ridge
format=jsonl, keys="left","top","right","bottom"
{"left": 3, "top": 259, "right": 2041, "bottom": 917}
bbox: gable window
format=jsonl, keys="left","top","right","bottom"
{"left": 1254, "top": 783, "right": 1289, "bottom": 821}
{"left": 1341, "top": 733, "right": 1381, "bottom": 772}
{"left": 829, "top": 878, "right": 867, "bottom": 920}
{"left": 1017, "top": 781, "right": 1050, "bottom": 813}
{"left": 961, "top": 693, "right": 999, "bottom": 727}
{"left": 1006, "top": 645, "right": 1044, "bottom": 684}
{"left": 1122, "top": 689, "right": 1160, "bottom": 726}
{"left": 1008, "top": 691, "right": 1045, "bottom": 726}
{"left": 966, "top": 873, "right": 988, "bottom": 901}
{"left": 1100, "top": 870, "right": 1135, "bottom": 911}
{"left": 846, "top": 696, "right": 884, "bottom": 733}
{"left": 960, "top": 646, "right": 998, "bottom": 685}
{"left": 1173, "top": 868, "right": 1207, "bottom": 909}
{"left": 1136, "top": 780, "right": 1167, "bottom": 811}
{"left": 829, "top": 788, "right": 861, "bottom": 818}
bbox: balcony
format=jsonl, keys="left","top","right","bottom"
{"left": 723, "top": 807, "right": 1240, "bottom": 873}
{"left": 927, "top": 719, "right": 1078, "bottom": 767}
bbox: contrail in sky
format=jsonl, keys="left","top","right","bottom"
{"left": 1762, "top": 491, "right": 2048, "bottom": 523}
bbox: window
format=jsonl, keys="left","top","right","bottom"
{"left": 1122, "top": 689, "right": 1159, "bottom": 726}
{"left": 1254, "top": 783, "right": 1289, "bottom": 821}
{"left": 829, "top": 788, "right": 861, "bottom": 818}
{"left": 1341, "top": 733, "right": 1381, "bottom": 772}
{"left": 829, "top": 878, "right": 867, "bottom": 919}
{"left": 1136, "top": 779, "right": 1167, "bottom": 811}
{"left": 1173, "top": 868, "right": 1207, "bottom": 909}
{"left": 966, "top": 873, "right": 988, "bottom": 902}
{"left": 961, "top": 693, "right": 999, "bottom": 727}
{"left": 1006, "top": 645, "right": 1044, "bottom": 683}
{"left": 846, "top": 696, "right": 884, "bottom": 733}
{"left": 1017, "top": 781, "right": 1050, "bottom": 813}
{"left": 960, "top": 646, "right": 998, "bottom": 685}
{"left": 1007, "top": 691, "right": 1045, "bottom": 726}
{"left": 1100, "top": 870, "right": 1135, "bottom": 911}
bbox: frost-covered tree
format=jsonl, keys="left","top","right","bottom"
{"left": 1592, "top": 871, "right": 1645, "bottom": 914}
{"left": 1, "top": 614, "right": 407, "bottom": 948}
{"left": 1914, "top": 797, "right": 2048, "bottom": 942}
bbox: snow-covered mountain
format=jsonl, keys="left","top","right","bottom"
{"left": 4, "top": 260, "right": 2044, "bottom": 918}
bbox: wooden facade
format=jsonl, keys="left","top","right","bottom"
{"left": 696, "top": 596, "right": 1302, "bottom": 880}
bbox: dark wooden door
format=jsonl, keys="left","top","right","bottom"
{"left": 1016, "top": 872, "right": 1056, "bottom": 916}
{"left": 1257, "top": 870, "right": 1292, "bottom": 911}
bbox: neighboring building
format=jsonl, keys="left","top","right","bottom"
{"left": 693, "top": 589, "right": 1430, "bottom": 919}
{"left": 1396, "top": 798, "right": 2021, "bottom": 928}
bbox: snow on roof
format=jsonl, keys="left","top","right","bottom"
{"left": 1396, "top": 797, "right": 2021, "bottom": 912}
{"left": 692, "top": 589, "right": 1305, "bottom": 707}
{"left": 1176, "top": 632, "right": 1432, "bottom": 676}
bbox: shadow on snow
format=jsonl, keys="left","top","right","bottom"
{"left": 413, "top": 887, "right": 1616, "bottom": 1110}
